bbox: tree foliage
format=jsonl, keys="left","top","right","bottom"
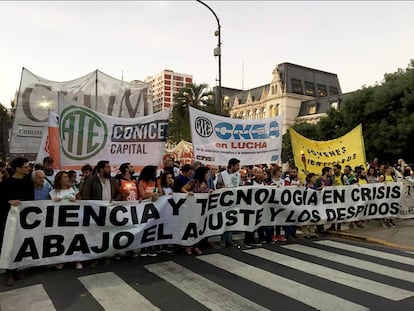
{"left": 167, "top": 83, "right": 218, "bottom": 145}
{"left": 282, "top": 59, "right": 414, "bottom": 165}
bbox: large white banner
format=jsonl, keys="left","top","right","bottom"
{"left": 189, "top": 107, "right": 283, "bottom": 166}
{"left": 59, "top": 93, "right": 169, "bottom": 168}
{"left": 0, "top": 183, "right": 403, "bottom": 269}
{"left": 10, "top": 68, "right": 152, "bottom": 154}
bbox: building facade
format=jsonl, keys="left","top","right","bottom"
{"left": 228, "top": 63, "right": 342, "bottom": 133}
{"left": 145, "top": 69, "right": 193, "bottom": 113}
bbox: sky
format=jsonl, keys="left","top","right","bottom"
{"left": 1, "top": 1, "right": 414, "bottom": 108}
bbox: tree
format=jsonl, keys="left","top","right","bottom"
{"left": 167, "top": 83, "right": 217, "bottom": 145}
{"left": 314, "top": 59, "right": 414, "bottom": 164}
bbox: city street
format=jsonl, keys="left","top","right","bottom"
{"left": 1, "top": 237, "right": 413, "bottom": 311}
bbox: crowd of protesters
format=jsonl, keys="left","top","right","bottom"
{"left": 0, "top": 155, "right": 412, "bottom": 286}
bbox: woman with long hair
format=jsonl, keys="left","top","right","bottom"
{"left": 138, "top": 165, "right": 162, "bottom": 256}
{"left": 49, "top": 171, "right": 82, "bottom": 269}
{"left": 182, "top": 166, "right": 211, "bottom": 255}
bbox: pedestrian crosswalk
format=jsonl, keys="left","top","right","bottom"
{"left": 1, "top": 239, "right": 413, "bottom": 311}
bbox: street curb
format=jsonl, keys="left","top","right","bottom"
{"left": 328, "top": 230, "right": 414, "bottom": 252}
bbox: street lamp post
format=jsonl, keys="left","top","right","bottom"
{"left": 196, "top": 0, "right": 222, "bottom": 115}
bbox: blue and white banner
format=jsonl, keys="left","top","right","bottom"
{"left": 189, "top": 107, "right": 283, "bottom": 166}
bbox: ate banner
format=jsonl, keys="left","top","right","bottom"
{"left": 189, "top": 106, "right": 283, "bottom": 166}
{"left": 0, "top": 183, "right": 403, "bottom": 269}
{"left": 58, "top": 93, "right": 170, "bottom": 168}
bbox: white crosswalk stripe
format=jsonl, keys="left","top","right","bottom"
{"left": 244, "top": 248, "right": 414, "bottom": 301}
{"left": 283, "top": 244, "right": 414, "bottom": 283}
{"left": 1, "top": 240, "right": 414, "bottom": 311}
{"left": 78, "top": 272, "right": 160, "bottom": 311}
{"left": 0, "top": 284, "right": 56, "bottom": 311}
{"left": 145, "top": 261, "right": 269, "bottom": 311}
{"left": 197, "top": 253, "right": 369, "bottom": 311}
{"left": 315, "top": 240, "right": 414, "bottom": 265}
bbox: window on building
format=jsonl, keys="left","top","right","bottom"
{"left": 308, "top": 104, "right": 316, "bottom": 114}
{"left": 305, "top": 82, "right": 315, "bottom": 96}
{"left": 164, "top": 74, "right": 171, "bottom": 79}
{"left": 291, "top": 79, "right": 303, "bottom": 94}
{"left": 317, "top": 84, "right": 327, "bottom": 97}
{"left": 329, "top": 86, "right": 339, "bottom": 96}
{"left": 185, "top": 77, "right": 192, "bottom": 83}
{"left": 275, "top": 104, "right": 280, "bottom": 116}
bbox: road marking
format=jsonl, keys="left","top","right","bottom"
{"left": 145, "top": 261, "right": 269, "bottom": 311}
{"left": 406, "top": 251, "right": 414, "bottom": 255}
{"left": 198, "top": 253, "right": 369, "bottom": 311}
{"left": 78, "top": 272, "right": 160, "bottom": 311}
{"left": 0, "top": 284, "right": 56, "bottom": 311}
{"left": 315, "top": 240, "right": 414, "bottom": 266}
{"left": 283, "top": 244, "right": 414, "bottom": 283}
{"left": 245, "top": 248, "right": 413, "bottom": 301}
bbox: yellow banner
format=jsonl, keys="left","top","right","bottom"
{"left": 290, "top": 124, "right": 367, "bottom": 182}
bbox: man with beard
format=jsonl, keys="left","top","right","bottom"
{"left": 81, "top": 160, "right": 121, "bottom": 267}
{"left": 42, "top": 156, "right": 57, "bottom": 188}
{"left": 81, "top": 160, "right": 121, "bottom": 201}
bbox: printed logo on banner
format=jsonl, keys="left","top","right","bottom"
{"left": 194, "top": 117, "right": 213, "bottom": 137}
{"left": 60, "top": 105, "right": 108, "bottom": 160}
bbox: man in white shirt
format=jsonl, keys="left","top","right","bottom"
{"left": 216, "top": 158, "right": 242, "bottom": 247}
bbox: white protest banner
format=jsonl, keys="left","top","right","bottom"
{"left": 58, "top": 93, "right": 170, "bottom": 168}
{"left": 0, "top": 183, "right": 403, "bottom": 269}
{"left": 189, "top": 106, "right": 283, "bottom": 166}
{"left": 10, "top": 68, "right": 151, "bottom": 155}
{"left": 400, "top": 178, "right": 414, "bottom": 218}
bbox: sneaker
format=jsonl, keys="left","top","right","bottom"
{"left": 164, "top": 247, "right": 174, "bottom": 254}
{"left": 114, "top": 254, "right": 121, "bottom": 260}
{"left": 193, "top": 248, "right": 202, "bottom": 255}
{"left": 56, "top": 263, "right": 64, "bottom": 270}
{"left": 147, "top": 251, "right": 158, "bottom": 257}
{"left": 276, "top": 235, "right": 287, "bottom": 242}
{"left": 250, "top": 241, "right": 262, "bottom": 246}
{"left": 243, "top": 243, "right": 253, "bottom": 248}
{"left": 75, "top": 262, "right": 83, "bottom": 270}
{"left": 140, "top": 251, "right": 148, "bottom": 257}
{"left": 13, "top": 270, "right": 24, "bottom": 280}
{"left": 4, "top": 274, "right": 15, "bottom": 286}
{"left": 286, "top": 236, "right": 296, "bottom": 242}
{"left": 132, "top": 250, "right": 141, "bottom": 257}
{"left": 272, "top": 235, "right": 278, "bottom": 242}
{"left": 185, "top": 247, "right": 193, "bottom": 255}
{"left": 89, "top": 260, "right": 99, "bottom": 268}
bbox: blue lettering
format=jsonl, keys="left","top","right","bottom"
{"left": 215, "top": 122, "right": 232, "bottom": 139}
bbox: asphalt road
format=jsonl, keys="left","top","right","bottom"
{"left": 1, "top": 237, "right": 414, "bottom": 311}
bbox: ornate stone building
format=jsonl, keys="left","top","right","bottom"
{"left": 228, "top": 62, "right": 343, "bottom": 133}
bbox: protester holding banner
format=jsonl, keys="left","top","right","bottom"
{"left": 244, "top": 166, "right": 266, "bottom": 247}
{"left": 0, "top": 157, "right": 34, "bottom": 286}
{"left": 33, "top": 170, "right": 52, "bottom": 200}
{"left": 378, "top": 165, "right": 397, "bottom": 228}
{"left": 269, "top": 165, "right": 287, "bottom": 242}
{"left": 138, "top": 165, "right": 161, "bottom": 257}
{"left": 81, "top": 161, "right": 121, "bottom": 202}
{"left": 216, "top": 158, "right": 242, "bottom": 247}
{"left": 181, "top": 166, "right": 212, "bottom": 255}
{"left": 302, "top": 173, "right": 318, "bottom": 239}
{"left": 49, "top": 171, "right": 82, "bottom": 270}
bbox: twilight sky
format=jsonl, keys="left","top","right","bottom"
{"left": 1, "top": 1, "right": 414, "bottom": 107}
